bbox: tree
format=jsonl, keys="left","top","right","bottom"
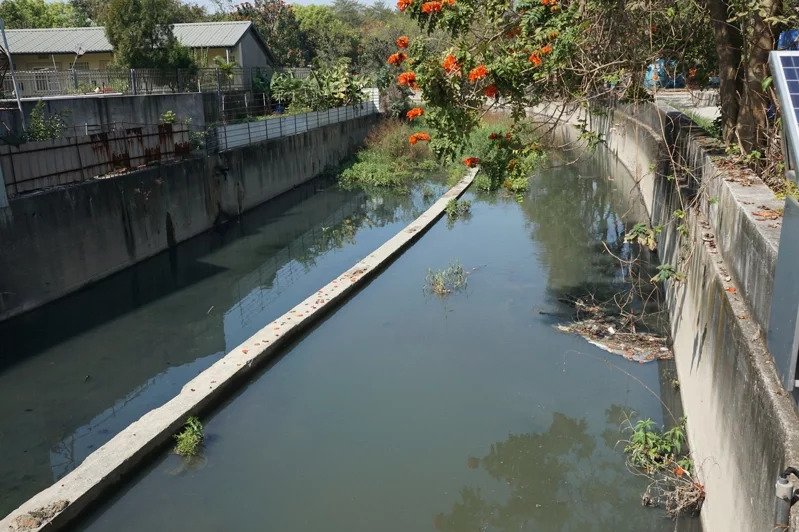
{"left": 294, "top": 5, "right": 360, "bottom": 66}
{"left": 233, "top": 0, "right": 309, "bottom": 67}
{"left": 391, "top": 0, "right": 791, "bottom": 172}
{"left": 0, "top": 0, "right": 77, "bottom": 28}
{"left": 102, "top": 0, "right": 196, "bottom": 69}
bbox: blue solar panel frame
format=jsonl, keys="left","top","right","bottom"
{"left": 770, "top": 51, "right": 799, "bottom": 176}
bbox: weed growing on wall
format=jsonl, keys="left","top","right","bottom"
{"left": 174, "top": 416, "right": 204, "bottom": 457}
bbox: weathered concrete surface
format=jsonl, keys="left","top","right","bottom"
{"left": 0, "top": 169, "right": 477, "bottom": 532}
{"left": 0, "top": 93, "right": 212, "bottom": 134}
{"left": 537, "top": 102, "right": 799, "bottom": 531}
{"left": 0, "top": 114, "right": 378, "bottom": 321}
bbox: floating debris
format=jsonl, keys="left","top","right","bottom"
{"left": 556, "top": 318, "right": 673, "bottom": 363}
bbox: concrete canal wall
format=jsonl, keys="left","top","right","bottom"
{"left": 0, "top": 113, "right": 378, "bottom": 322}
{"left": 535, "top": 101, "right": 799, "bottom": 530}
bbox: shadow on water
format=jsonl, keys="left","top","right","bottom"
{"left": 0, "top": 173, "right": 438, "bottom": 516}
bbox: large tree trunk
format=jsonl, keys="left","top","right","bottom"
{"left": 736, "top": 0, "right": 780, "bottom": 153}
{"left": 704, "top": 0, "right": 743, "bottom": 145}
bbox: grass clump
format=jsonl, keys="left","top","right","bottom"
{"left": 622, "top": 417, "right": 704, "bottom": 518}
{"left": 340, "top": 118, "right": 440, "bottom": 189}
{"left": 174, "top": 416, "right": 204, "bottom": 457}
{"left": 445, "top": 198, "right": 471, "bottom": 220}
{"left": 425, "top": 260, "right": 468, "bottom": 297}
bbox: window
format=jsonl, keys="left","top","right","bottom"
{"left": 72, "top": 62, "right": 90, "bottom": 71}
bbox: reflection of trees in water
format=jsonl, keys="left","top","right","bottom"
{"left": 521, "top": 159, "right": 663, "bottom": 324}
{"left": 434, "top": 408, "right": 660, "bottom": 532}
{"left": 295, "top": 187, "right": 424, "bottom": 268}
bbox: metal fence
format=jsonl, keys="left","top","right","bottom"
{"left": 0, "top": 122, "right": 194, "bottom": 196}
{"left": 1, "top": 88, "right": 381, "bottom": 198}
{"left": 214, "top": 89, "right": 380, "bottom": 151}
{"left": 1, "top": 66, "right": 312, "bottom": 99}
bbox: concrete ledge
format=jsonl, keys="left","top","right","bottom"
{"left": 547, "top": 101, "right": 799, "bottom": 530}
{"left": 0, "top": 169, "right": 477, "bottom": 531}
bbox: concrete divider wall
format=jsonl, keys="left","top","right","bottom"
{"left": 0, "top": 113, "right": 378, "bottom": 322}
{"left": 540, "top": 102, "right": 799, "bottom": 530}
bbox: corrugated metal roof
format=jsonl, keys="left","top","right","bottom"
{"left": 5, "top": 26, "right": 111, "bottom": 55}
{"left": 173, "top": 21, "right": 252, "bottom": 48}
{"left": 4, "top": 21, "right": 254, "bottom": 55}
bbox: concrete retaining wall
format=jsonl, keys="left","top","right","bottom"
{"left": 0, "top": 113, "right": 378, "bottom": 322}
{"left": 0, "top": 93, "right": 213, "bottom": 134}
{"left": 537, "top": 102, "right": 799, "bottom": 530}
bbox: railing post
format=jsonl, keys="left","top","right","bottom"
{"left": 130, "top": 69, "right": 137, "bottom": 95}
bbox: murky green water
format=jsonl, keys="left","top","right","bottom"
{"left": 0, "top": 177, "right": 443, "bottom": 517}
{"left": 76, "top": 153, "right": 693, "bottom": 531}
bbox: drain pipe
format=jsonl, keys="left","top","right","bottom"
{"left": 776, "top": 467, "right": 799, "bottom": 529}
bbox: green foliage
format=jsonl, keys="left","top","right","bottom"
{"left": 0, "top": 0, "right": 77, "bottom": 28}
{"left": 173, "top": 416, "right": 203, "bottom": 457}
{"left": 103, "top": 0, "right": 198, "bottom": 69}
{"left": 294, "top": 5, "right": 360, "bottom": 66}
{"left": 271, "top": 61, "right": 367, "bottom": 112}
{"left": 425, "top": 260, "right": 468, "bottom": 297}
{"left": 445, "top": 198, "right": 471, "bottom": 220}
{"left": 651, "top": 264, "right": 685, "bottom": 284}
{"left": 624, "top": 418, "right": 692, "bottom": 475}
{"left": 340, "top": 119, "right": 440, "bottom": 189}
{"left": 234, "top": 0, "right": 309, "bottom": 67}
{"left": 26, "top": 101, "right": 67, "bottom": 142}
{"left": 160, "top": 110, "right": 177, "bottom": 124}
{"left": 462, "top": 120, "right": 544, "bottom": 195}
{"left": 624, "top": 223, "right": 662, "bottom": 251}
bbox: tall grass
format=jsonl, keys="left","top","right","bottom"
{"left": 340, "top": 118, "right": 440, "bottom": 189}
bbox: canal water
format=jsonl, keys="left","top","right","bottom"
{"left": 0, "top": 177, "right": 445, "bottom": 517}
{"left": 75, "top": 152, "right": 693, "bottom": 531}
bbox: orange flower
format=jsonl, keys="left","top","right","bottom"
{"left": 529, "top": 53, "right": 542, "bottom": 67}
{"left": 409, "top": 132, "right": 431, "bottom": 144}
{"left": 484, "top": 84, "right": 498, "bottom": 98}
{"left": 468, "top": 64, "right": 488, "bottom": 82}
{"left": 397, "top": 71, "right": 417, "bottom": 86}
{"left": 421, "top": 1, "right": 442, "bottom": 13}
{"left": 406, "top": 107, "right": 424, "bottom": 120}
{"left": 541, "top": 0, "right": 557, "bottom": 4}
{"left": 441, "top": 54, "right": 460, "bottom": 74}
{"left": 540, "top": 44, "right": 553, "bottom": 55}
{"left": 396, "top": 35, "right": 410, "bottom": 49}
{"left": 674, "top": 466, "right": 685, "bottom": 478}
{"left": 463, "top": 157, "right": 480, "bottom": 168}
{"left": 442, "top": 0, "right": 455, "bottom": 4}
{"left": 387, "top": 52, "right": 407, "bottom": 66}
{"left": 398, "top": 0, "right": 413, "bottom": 11}
{"left": 488, "top": 132, "right": 499, "bottom": 140}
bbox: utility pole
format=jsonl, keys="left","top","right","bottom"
{"left": 0, "top": 18, "right": 25, "bottom": 131}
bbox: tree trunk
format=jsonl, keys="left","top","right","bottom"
{"left": 704, "top": 0, "right": 743, "bottom": 145}
{"left": 736, "top": 0, "right": 780, "bottom": 153}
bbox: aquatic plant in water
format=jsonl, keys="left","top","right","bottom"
{"left": 174, "top": 416, "right": 204, "bottom": 457}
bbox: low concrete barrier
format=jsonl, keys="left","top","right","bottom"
{"left": 0, "top": 169, "right": 476, "bottom": 531}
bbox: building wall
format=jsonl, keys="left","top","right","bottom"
{"left": 12, "top": 52, "right": 114, "bottom": 72}
{"left": 0, "top": 113, "right": 378, "bottom": 321}
{"left": 237, "top": 31, "right": 272, "bottom": 68}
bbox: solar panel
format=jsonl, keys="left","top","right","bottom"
{"left": 770, "top": 51, "right": 799, "bottom": 176}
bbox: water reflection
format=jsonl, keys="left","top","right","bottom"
{"left": 0, "top": 177, "right": 437, "bottom": 516}
{"left": 434, "top": 408, "right": 657, "bottom": 532}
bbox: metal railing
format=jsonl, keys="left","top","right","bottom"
{"left": 0, "top": 66, "right": 311, "bottom": 99}
{"left": 1, "top": 88, "right": 381, "bottom": 198}
{"left": 213, "top": 88, "right": 380, "bottom": 151}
